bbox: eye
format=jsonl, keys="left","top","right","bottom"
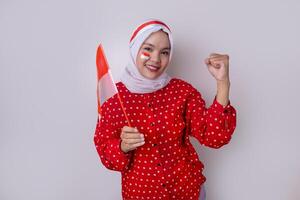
{"left": 143, "top": 47, "right": 152, "bottom": 52}
{"left": 161, "top": 51, "right": 170, "bottom": 56}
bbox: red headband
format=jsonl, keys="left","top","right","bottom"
{"left": 130, "top": 20, "right": 171, "bottom": 42}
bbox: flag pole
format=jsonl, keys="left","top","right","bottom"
{"left": 117, "top": 93, "right": 132, "bottom": 127}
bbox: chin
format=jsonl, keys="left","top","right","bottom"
{"left": 143, "top": 74, "right": 157, "bottom": 80}
{"left": 143, "top": 72, "right": 163, "bottom": 80}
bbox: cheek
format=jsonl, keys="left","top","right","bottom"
{"left": 161, "top": 56, "right": 170, "bottom": 68}
{"left": 136, "top": 54, "right": 146, "bottom": 70}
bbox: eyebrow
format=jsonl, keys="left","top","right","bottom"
{"left": 143, "top": 43, "right": 171, "bottom": 50}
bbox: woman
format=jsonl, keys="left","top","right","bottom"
{"left": 94, "top": 19, "right": 237, "bottom": 200}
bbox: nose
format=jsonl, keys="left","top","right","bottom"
{"left": 150, "top": 51, "right": 160, "bottom": 63}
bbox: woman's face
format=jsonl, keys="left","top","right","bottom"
{"left": 136, "top": 30, "right": 171, "bottom": 80}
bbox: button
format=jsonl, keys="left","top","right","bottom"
{"left": 224, "top": 109, "right": 228, "bottom": 114}
{"left": 162, "top": 183, "right": 166, "bottom": 187}
{"left": 150, "top": 122, "right": 155, "bottom": 126}
{"left": 148, "top": 103, "right": 152, "bottom": 108}
{"left": 152, "top": 143, "right": 157, "bottom": 147}
{"left": 225, "top": 120, "right": 229, "bottom": 128}
{"left": 157, "top": 163, "right": 161, "bottom": 166}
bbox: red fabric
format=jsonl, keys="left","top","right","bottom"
{"left": 129, "top": 20, "right": 171, "bottom": 42}
{"left": 94, "top": 78, "right": 237, "bottom": 200}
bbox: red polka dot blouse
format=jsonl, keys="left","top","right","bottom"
{"left": 94, "top": 78, "right": 237, "bottom": 200}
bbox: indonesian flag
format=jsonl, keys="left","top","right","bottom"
{"left": 96, "top": 44, "right": 118, "bottom": 116}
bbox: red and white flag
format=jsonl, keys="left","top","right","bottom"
{"left": 96, "top": 44, "right": 118, "bottom": 116}
{"left": 95, "top": 44, "right": 131, "bottom": 126}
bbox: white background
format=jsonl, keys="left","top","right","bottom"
{"left": 1, "top": 0, "right": 300, "bottom": 199}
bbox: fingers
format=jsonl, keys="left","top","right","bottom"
{"left": 210, "top": 60, "right": 225, "bottom": 67}
{"left": 122, "top": 134, "right": 144, "bottom": 140}
{"left": 121, "top": 131, "right": 142, "bottom": 138}
{"left": 122, "top": 137, "right": 145, "bottom": 152}
{"left": 205, "top": 54, "right": 229, "bottom": 68}
{"left": 207, "top": 54, "right": 229, "bottom": 63}
{"left": 123, "top": 138, "right": 145, "bottom": 144}
{"left": 120, "top": 126, "right": 145, "bottom": 153}
{"left": 121, "top": 127, "right": 144, "bottom": 139}
{"left": 120, "top": 139, "right": 145, "bottom": 153}
{"left": 126, "top": 141, "right": 145, "bottom": 152}
{"left": 122, "top": 126, "right": 138, "bottom": 133}
{"left": 206, "top": 59, "right": 224, "bottom": 67}
{"left": 209, "top": 53, "right": 229, "bottom": 59}
{"left": 130, "top": 141, "right": 145, "bottom": 148}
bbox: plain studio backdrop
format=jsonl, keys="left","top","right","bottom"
{"left": 1, "top": 0, "right": 300, "bottom": 199}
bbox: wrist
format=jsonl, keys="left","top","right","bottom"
{"left": 216, "top": 79, "right": 230, "bottom": 106}
{"left": 217, "top": 78, "right": 230, "bottom": 86}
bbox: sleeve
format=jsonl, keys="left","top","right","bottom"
{"left": 185, "top": 88, "right": 237, "bottom": 149}
{"left": 93, "top": 106, "right": 133, "bottom": 172}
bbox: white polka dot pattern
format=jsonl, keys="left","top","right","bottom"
{"left": 93, "top": 78, "right": 237, "bottom": 200}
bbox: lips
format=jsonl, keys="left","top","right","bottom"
{"left": 145, "top": 64, "right": 160, "bottom": 71}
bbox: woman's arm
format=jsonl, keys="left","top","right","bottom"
{"left": 185, "top": 88, "right": 237, "bottom": 149}
{"left": 94, "top": 105, "right": 133, "bottom": 172}
{"left": 205, "top": 53, "right": 231, "bottom": 106}
{"left": 185, "top": 54, "right": 237, "bottom": 148}
{"left": 216, "top": 79, "right": 230, "bottom": 106}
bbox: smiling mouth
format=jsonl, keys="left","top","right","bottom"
{"left": 145, "top": 64, "right": 160, "bottom": 72}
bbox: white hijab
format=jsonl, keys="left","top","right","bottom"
{"left": 120, "top": 19, "right": 173, "bottom": 94}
